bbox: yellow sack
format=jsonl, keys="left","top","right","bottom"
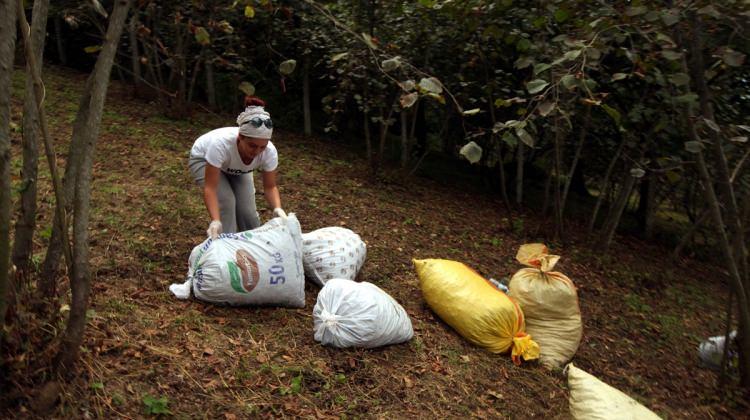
{"left": 413, "top": 258, "right": 539, "bottom": 364}
{"left": 567, "top": 363, "right": 661, "bottom": 419}
{"left": 509, "top": 243, "right": 582, "bottom": 368}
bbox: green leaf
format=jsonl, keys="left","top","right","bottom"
{"left": 502, "top": 132, "right": 517, "bottom": 147}
{"left": 611, "top": 73, "right": 628, "bottom": 81}
{"left": 533, "top": 63, "right": 551, "bottom": 75}
{"left": 143, "top": 395, "right": 171, "bottom": 415}
{"left": 238, "top": 81, "right": 255, "bottom": 96}
{"left": 661, "top": 50, "right": 682, "bottom": 61}
{"left": 399, "top": 80, "right": 416, "bottom": 91}
{"left": 459, "top": 141, "right": 483, "bottom": 164}
{"left": 290, "top": 375, "right": 303, "bottom": 394}
{"left": 586, "top": 47, "right": 601, "bottom": 61}
{"left": 400, "top": 92, "right": 418, "bottom": 109}
{"left": 722, "top": 49, "right": 746, "bottom": 67}
{"left": 703, "top": 117, "right": 720, "bottom": 133}
{"left": 601, "top": 104, "right": 621, "bottom": 126}
{"left": 538, "top": 101, "right": 555, "bottom": 117}
{"left": 684, "top": 141, "right": 702, "bottom": 153}
{"left": 626, "top": 6, "right": 648, "bottom": 16}
{"left": 217, "top": 20, "right": 234, "bottom": 34}
{"left": 656, "top": 33, "right": 675, "bottom": 46}
{"left": 462, "top": 108, "right": 481, "bottom": 116}
{"left": 84, "top": 45, "right": 102, "bottom": 53}
{"left": 563, "top": 49, "right": 582, "bottom": 61}
{"left": 495, "top": 98, "right": 511, "bottom": 108}
{"left": 560, "top": 74, "right": 577, "bottom": 90}
{"left": 514, "top": 56, "right": 533, "bottom": 69}
{"left": 674, "top": 93, "right": 698, "bottom": 104}
{"left": 661, "top": 9, "right": 680, "bottom": 26}
{"left": 279, "top": 59, "right": 296, "bottom": 75}
{"left": 630, "top": 168, "right": 646, "bottom": 178}
{"left": 516, "top": 38, "right": 532, "bottom": 52}
{"left": 331, "top": 52, "right": 348, "bottom": 62}
{"left": 194, "top": 27, "right": 210, "bottom": 46}
{"left": 244, "top": 5, "right": 255, "bottom": 18}
{"left": 668, "top": 73, "right": 690, "bottom": 86}
{"left": 516, "top": 128, "right": 534, "bottom": 147}
{"left": 418, "top": 77, "right": 443, "bottom": 94}
{"left": 697, "top": 5, "right": 722, "bottom": 19}
{"left": 526, "top": 79, "right": 549, "bottom": 94}
{"left": 381, "top": 57, "right": 401, "bottom": 72}
{"left": 91, "top": 382, "right": 104, "bottom": 390}
{"left": 554, "top": 8, "right": 570, "bottom": 22}
{"left": 665, "top": 170, "right": 681, "bottom": 184}
{"left": 362, "top": 32, "right": 378, "bottom": 50}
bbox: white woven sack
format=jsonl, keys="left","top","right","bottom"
{"left": 313, "top": 278, "right": 413, "bottom": 348}
{"left": 566, "top": 363, "right": 661, "bottom": 420}
{"left": 301, "top": 227, "right": 366, "bottom": 287}
{"left": 169, "top": 215, "right": 305, "bottom": 308}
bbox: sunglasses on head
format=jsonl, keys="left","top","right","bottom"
{"left": 244, "top": 117, "right": 273, "bottom": 129}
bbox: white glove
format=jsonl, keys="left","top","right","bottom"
{"left": 206, "top": 220, "right": 222, "bottom": 239}
{"left": 273, "top": 208, "right": 288, "bottom": 220}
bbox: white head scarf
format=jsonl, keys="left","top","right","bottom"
{"left": 236, "top": 105, "right": 273, "bottom": 139}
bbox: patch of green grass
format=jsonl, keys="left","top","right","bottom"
{"left": 149, "top": 135, "right": 182, "bottom": 151}
{"left": 624, "top": 293, "right": 652, "bottom": 313}
{"left": 656, "top": 314, "right": 684, "bottom": 343}
{"left": 102, "top": 297, "right": 137, "bottom": 314}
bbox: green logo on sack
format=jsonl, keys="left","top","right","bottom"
{"left": 228, "top": 250, "right": 260, "bottom": 294}
{"left": 228, "top": 261, "right": 246, "bottom": 294}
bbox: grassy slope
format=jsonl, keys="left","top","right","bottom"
{"left": 3, "top": 66, "right": 747, "bottom": 418}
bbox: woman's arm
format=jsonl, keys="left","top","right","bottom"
{"left": 262, "top": 170, "right": 281, "bottom": 210}
{"left": 203, "top": 164, "right": 222, "bottom": 221}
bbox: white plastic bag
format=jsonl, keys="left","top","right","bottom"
{"left": 169, "top": 215, "right": 305, "bottom": 308}
{"left": 313, "top": 278, "right": 413, "bottom": 348}
{"left": 698, "top": 330, "right": 737, "bottom": 370}
{"left": 566, "top": 363, "right": 661, "bottom": 420}
{"left": 301, "top": 227, "right": 366, "bottom": 287}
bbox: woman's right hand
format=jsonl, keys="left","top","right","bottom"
{"left": 207, "top": 220, "right": 222, "bottom": 239}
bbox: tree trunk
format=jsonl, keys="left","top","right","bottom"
{"left": 598, "top": 169, "right": 639, "bottom": 252}
{"left": 561, "top": 106, "right": 590, "bottom": 217}
{"left": 39, "top": 75, "right": 94, "bottom": 296}
{"left": 0, "top": 0, "right": 18, "bottom": 341}
{"left": 672, "top": 208, "right": 709, "bottom": 259}
{"left": 53, "top": 0, "right": 132, "bottom": 373}
{"left": 364, "top": 111, "right": 373, "bottom": 172}
{"left": 683, "top": 13, "right": 750, "bottom": 385}
{"left": 553, "top": 115, "right": 564, "bottom": 242}
{"left": 12, "top": 0, "right": 50, "bottom": 278}
{"left": 128, "top": 14, "right": 143, "bottom": 98}
{"left": 400, "top": 109, "right": 408, "bottom": 169}
{"left": 205, "top": 56, "right": 216, "bottom": 110}
{"left": 635, "top": 171, "right": 658, "bottom": 239}
{"left": 516, "top": 143, "right": 524, "bottom": 207}
{"left": 303, "top": 54, "right": 311, "bottom": 136}
{"left": 53, "top": 14, "right": 67, "bottom": 65}
{"left": 588, "top": 137, "right": 626, "bottom": 233}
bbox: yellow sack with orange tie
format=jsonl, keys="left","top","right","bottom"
{"left": 509, "top": 244, "right": 582, "bottom": 368}
{"left": 413, "top": 258, "right": 539, "bottom": 364}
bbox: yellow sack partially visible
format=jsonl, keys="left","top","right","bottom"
{"left": 567, "top": 363, "right": 661, "bottom": 419}
{"left": 509, "top": 243, "right": 582, "bottom": 368}
{"left": 413, "top": 258, "right": 539, "bottom": 364}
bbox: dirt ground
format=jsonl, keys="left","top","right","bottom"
{"left": 2, "top": 66, "right": 749, "bottom": 418}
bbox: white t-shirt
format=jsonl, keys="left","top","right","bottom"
{"left": 190, "top": 127, "right": 278, "bottom": 175}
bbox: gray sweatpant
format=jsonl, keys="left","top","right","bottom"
{"left": 188, "top": 156, "right": 261, "bottom": 233}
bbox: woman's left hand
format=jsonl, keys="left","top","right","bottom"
{"left": 273, "top": 208, "right": 288, "bottom": 220}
